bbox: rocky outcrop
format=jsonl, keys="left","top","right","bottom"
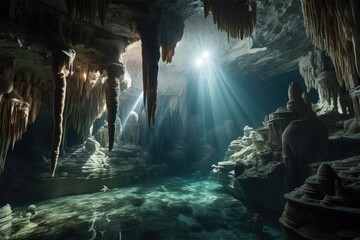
{"left": 213, "top": 82, "right": 330, "bottom": 211}
{"left": 267, "top": 107, "right": 297, "bottom": 146}
{"left": 212, "top": 126, "right": 285, "bottom": 211}
{"left": 301, "top": 0, "right": 360, "bottom": 122}
{"left": 282, "top": 82, "right": 328, "bottom": 191}
{"left": 280, "top": 156, "right": 360, "bottom": 240}
{"left": 298, "top": 49, "right": 354, "bottom": 116}
{"left": 0, "top": 204, "right": 12, "bottom": 239}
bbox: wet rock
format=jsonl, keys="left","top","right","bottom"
{"left": 1, "top": 139, "right": 149, "bottom": 204}
{"left": 0, "top": 204, "right": 12, "bottom": 239}
{"left": 280, "top": 156, "right": 360, "bottom": 239}
{"left": 130, "top": 197, "right": 145, "bottom": 207}
{"left": 213, "top": 129, "right": 285, "bottom": 211}
{"left": 26, "top": 205, "right": 36, "bottom": 217}
{"left": 84, "top": 137, "right": 100, "bottom": 152}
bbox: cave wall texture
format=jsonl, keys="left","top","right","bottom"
{"left": 0, "top": 0, "right": 359, "bottom": 201}
{"left": 1, "top": 1, "right": 360, "bottom": 238}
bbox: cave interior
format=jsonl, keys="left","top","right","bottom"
{"left": 1, "top": 0, "right": 360, "bottom": 239}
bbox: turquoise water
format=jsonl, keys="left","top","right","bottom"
{"left": 8, "top": 177, "right": 283, "bottom": 240}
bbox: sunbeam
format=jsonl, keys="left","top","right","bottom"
{"left": 120, "top": 92, "right": 143, "bottom": 136}
{"left": 193, "top": 51, "right": 267, "bottom": 153}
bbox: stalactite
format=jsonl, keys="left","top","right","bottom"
{"left": 65, "top": 0, "right": 109, "bottom": 25}
{"left": 0, "top": 93, "right": 30, "bottom": 173}
{"left": 61, "top": 61, "right": 117, "bottom": 151}
{"left": 138, "top": 15, "right": 161, "bottom": 126}
{"left": 298, "top": 51, "right": 317, "bottom": 92}
{"left": 0, "top": 58, "right": 45, "bottom": 174}
{"left": 106, "top": 63, "right": 123, "bottom": 152}
{"left": 98, "top": 0, "right": 109, "bottom": 26}
{"left": 65, "top": 74, "right": 106, "bottom": 143}
{"left": 203, "top": 0, "right": 257, "bottom": 39}
{"left": 301, "top": 0, "right": 360, "bottom": 119}
{"left": 298, "top": 49, "right": 352, "bottom": 113}
{"left": 0, "top": 57, "right": 15, "bottom": 102}
{"left": 29, "top": 87, "right": 41, "bottom": 124}
{"left": 160, "top": 13, "right": 184, "bottom": 63}
{"left": 9, "top": 0, "right": 31, "bottom": 21}
{"left": 50, "top": 48, "right": 76, "bottom": 177}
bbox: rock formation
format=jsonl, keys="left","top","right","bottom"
{"left": 212, "top": 82, "right": 330, "bottom": 211}
{"left": 0, "top": 1, "right": 360, "bottom": 239}
{"left": 50, "top": 48, "right": 76, "bottom": 177}
{"left": 298, "top": 49, "right": 354, "bottom": 115}
{"left": 0, "top": 204, "right": 12, "bottom": 239}
{"left": 106, "top": 63, "right": 123, "bottom": 152}
{"left": 0, "top": 58, "right": 38, "bottom": 173}
{"left": 301, "top": 0, "right": 360, "bottom": 122}
{"left": 203, "top": 0, "right": 257, "bottom": 39}
{"left": 211, "top": 125, "right": 285, "bottom": 211}
{"left": 1, "top": 137, "right": 149, "bottom": 204}
{"left": 280, "top": 157, "right": 360, "bottom": 239}
{"left": 0, "top": 58, "right": 15, "bottom": 102}
{"left": 266, "top": 107, "right": 296, "bottom": 146}
{"left": 282, "top": 82, "right": 328, "bottom": 191}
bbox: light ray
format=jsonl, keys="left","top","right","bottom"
{"left": 120, "top": 92, "right": 143, "bottom": 136}
{"left": 194, "top": 52, "right": 266, "bottom": 154}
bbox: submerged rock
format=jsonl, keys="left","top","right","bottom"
{"left": 0, "top": 139, "right": 148, "bottom": 204}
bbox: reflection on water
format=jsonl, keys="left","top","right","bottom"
{"left": 5, "top": 177, "right": 283, "bottom": 240}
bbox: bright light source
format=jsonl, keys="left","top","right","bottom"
{"left": 202, "top": 51, "right": 210, "bottom": 59}
{"left": 195, "top": 58, "right": 203, "bottom": 66}
{"left": 195, "top": 51, "right": 211, "bottom": 67}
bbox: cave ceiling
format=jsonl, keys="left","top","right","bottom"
{"left": 0, "top": 0, "right": 320, "bottom": 175}
{"left": 161, "top": 0, "right": 313, "bottom": 79}
{"left": 0, "top": 0, "right": 312, "bottom": 86}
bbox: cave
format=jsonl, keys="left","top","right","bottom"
{"left": 1, "top": 0, "right": 360, "bottom": 239}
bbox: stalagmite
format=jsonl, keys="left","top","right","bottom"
{"left": 316, "top": 71, "right": 340, "bottom": 110}
{"left": 106, "top": 63, "right": 123, "bottom": 152}
{"left": 138, "top": 15, "right": 161, "bottom": 126}
{"left": 282, "top": 83, "right": 328, "bottom": 191}
{"left": 266, "top": 107, "right": 296, "bottom": 146}
{"left": 50, "top": 48, "right": 76, "bottom": 177}
{"left": 203, "top": 0, "right": 257, "bottom": 39}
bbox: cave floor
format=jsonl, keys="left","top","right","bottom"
{"left": 8, "top": 177, "right": 283, "bottom": 240}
